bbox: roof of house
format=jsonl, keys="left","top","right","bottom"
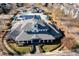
{"left": 15, "top": 31, "right": 55, "bottom": 41}
{"left": 6, "top": 12, "right": 62, "bottom": 42}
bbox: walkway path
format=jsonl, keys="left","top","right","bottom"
{"left": 3, "top": 39, "right": 18, "bottom": 55}
{"left": 35, "top": 46, "right": 40, "bottom": 54}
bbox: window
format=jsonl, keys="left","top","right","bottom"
{"left": 40, "top": 40, "right": 43, "bottom": 43}
{"left": 48, "top": 40, "right": 51, "bottom": 42}
{"left": 44, "top": 40, "right": 47, "bottom": 43}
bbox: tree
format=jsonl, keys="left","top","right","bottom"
{"left": 52, "top": 7, "right": 64, "bottom": 21}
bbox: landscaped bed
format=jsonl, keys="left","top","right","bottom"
{"left": 39, "top": 40, "right": 61, "bottom": 53}
{"left": 8, "top": 43, "right": 32, "bottom": 55}
{"left": 42, "top": 44, "right": 61, "bottom": 52}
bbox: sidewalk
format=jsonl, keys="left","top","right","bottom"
{"left": 3, "top": 39, "right": 18, "bottom": 55}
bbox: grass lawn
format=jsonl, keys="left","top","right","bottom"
{"left": 42, "top": 44, "right": 61, "bottom": 52}
{"left": 9, "top": 43, "right": 32, "bottom": 55}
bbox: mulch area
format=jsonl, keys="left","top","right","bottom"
{"left": 0, "top": 32, "right": 5, "bottom": 38}
{"left": 61, "top": 37, "right": 77, "bottom": 50}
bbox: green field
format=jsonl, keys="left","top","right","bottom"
{"left": 9, "top": 43, "right": 32, "bottom": 55}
